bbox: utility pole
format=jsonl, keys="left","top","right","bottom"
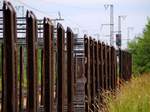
{"left": 53, "top": 11, "right": 64, "bottom": 40}
{"left": 117, "top": 15, "right": 126, "bottom": 49}
{"left": 52, "top": 11, "right": 64, "bottom": 26}
{"left": 104, "top": 4, "right": 114, "bottom": 46}
{"left": 127, "top": 27, "right": 134, "bottom": 44}
{"left": 110, "top": 4, "right": 114, "bottom": 46}
{"left": 117, "top": 15, "right": 126, "bottom": 81}
{"left": 118, "top": 16, "right": 121, "bottom": 40}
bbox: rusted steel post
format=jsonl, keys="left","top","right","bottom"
{"left": 89, "top": 38, "right": 95, "bottom": 111}
{"left": 108, "top": 46, "right": 111, "bottom": 90}
{"left": 106, "top": 46, "right": 109, "bottom": 90}
{"left": 74, "top": 54, "right": 77, "bottom": 93}
{"left": 126, "top": 53, "right": 130, "bottom": 80}
{"left": 100, "top": 42, "right": 105, "bottom": 90}
{"left": 106, "top": 46, "right": 110, "bottom": 90}
{"left": 129, "top": 53, "right": 132, "bottom": 80}
{"left": 95, "top": 41, "right": 99, "bottom": 95}
{"left": 1, "top": 44, "right": 4, "bottom": 112}
{"left": 128, "top": 52, "right": 131, "bottom": 80}
{"left": 122, "top": 51, "right": 132, "bottom": 81}
{"left": 127, "top": 53, "right": 128, "bottom": 79}
{"left": 43, "top": 18, "right": 54, "bottom": 112}
{"left": 93, "top": 40, "right": 96, "bottom": 111}
{"left": 89, "top": 37, "right": 93, "bottom": 110}
{"left": 3, "top": 1, "right": 17, "bottom": 112}
{"left": 110, "top": 47, "right": 113, "bottom": 90}
{"left": 103, "top": 44, "right": 108, "bottom": 90}
{"left": 73, "top": 54, "right": 77, "bottom": 101}
{"left": 97, "top": 41, "right": 101, "bottom": 105}
{"left": 94, "top": 41, "right": 99, "bottom": 111}
{"left": 41, "top": 48, "right": 45, "bottom": 107}
{"left": 84, "top": 37, "right": 91, "bottom": 112}
{"left": 126, "top": 53, "right": 128, "bottom": 79}
{"left": 110, "top": 47, "right": 114, "bottom": 90}
{"left": 125, "top": 52, "right": 127, "bottom": 80}
{"left": 114, "top": 49, "right": 117, "bottom": 90}
{"left": 13, "top": 4, "right": 18, "bottom": 112}
{"left": 127, "top": 53, "right": 129, "bottom": 80}
{"left": 41, "top": 49, "right": 44, "bottom": 105}
{"left": 124, "top": 52, "right": 126, "bottom": 80}
{"left": 26, "top": 11, "right": 38, "bottom": 112}
{"left": 19, "top": 46, "right": 24, "bottom": 111}
{"left": 114, "top": 48, "right": 117, "bottom": 90}
{"left": 57, "top": 23, "right": 65, "bottom": 112}
{"left": 109, "top": 47, "right": 112, "bottom": 90}
{"left": 127, "top": 53, "right": 129, "bottom": 79}
{"left": 51, "top": 46, "right": 54, "bottom": 109}
{"left": 122, "top": 51, "right": 125, "bottom": 81}
{"left": 66, "top": 27, "right": 74, "bottom": 112}
{"left": 123, "top": 51, "right": 125, "bottom": 80}
{"left": 98, "top": 42, "right": 101, "bottom": 90}
{"left": 119, "top": 49, "right": 122, "bottom": 81}
{"left": 122, "top": 51, "right": 124, "bottom": 80}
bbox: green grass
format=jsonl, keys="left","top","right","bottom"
{"left": 0, "top": 47, "right": 43, "bottom": 90}
{"left": 106, "top": 74, "right": 150, "bottom": 112}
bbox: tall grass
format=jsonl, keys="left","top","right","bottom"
{"left": 106, "top": 74, "right": 150, "bottom": 112}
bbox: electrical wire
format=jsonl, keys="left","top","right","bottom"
{"left": 13, "top": 0, "right": 56, "bottom": 17}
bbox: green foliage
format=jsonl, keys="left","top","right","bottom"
{"left": 128, "top": 19, "right": 150, "bottom": 74}
{"left": 106, "top": 74, "right": 150, "bottom": 112}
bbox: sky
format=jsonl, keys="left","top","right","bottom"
{"left": 1, "top": 0, "right": 150, "bottom": 48}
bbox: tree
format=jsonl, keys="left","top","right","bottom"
{"left": 128, "top": 19, "right": 150, "bottom": 75}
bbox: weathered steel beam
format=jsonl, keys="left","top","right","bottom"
{"left": 43, "top": 18, "right": 54, "bottom": 112}
{"left": 84, "top": 37, "right": 91, "bottom": 112}
{"left": 57, "top": 23, "right": 65, "bottom": 112}
{"left": 103, "top": 43, "right": 108, "bottom": 90}
{"left": 108, "top": 46, "right": 111, "bottom": 90}
{"left": 89, "top": 38, "right": 95, "bottom": 111}
{"left": 19, "top": 46, "right": 24, "bottom": 111}
{"left": 3, "top": 1, "right": 17, "bottom": 112}
{"left": 114, "top": 49, "right": 117, "bottom": 90}
{"left": 110, "top": 47, "right": 114, "bottom": 90}
{"left": 41, "top": 49, "right": 44, "bottom": 106}
{"left": 1, "top": 44, "right": 4, "bottom": 112}
{"left": 100, "top": 42, "right": 105, "bottom": 90}
{"left": 26, "top": 11, "right": 38, "bottom": 112}
{"left": 94, "top": 41, "right": 99, "bottom": 112}
{"left": 67, "top": 27, "right": 74, "bottom": 112}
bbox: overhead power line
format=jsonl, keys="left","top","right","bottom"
{"left": 14, "top": 0, "right": 55, "bottom": 17}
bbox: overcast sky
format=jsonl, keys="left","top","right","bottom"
{"left": 3, "top": 0, "right": 150, "bottom": 47}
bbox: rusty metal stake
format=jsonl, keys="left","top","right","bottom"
{"left": 19, "top": 46, "right": 24, "bottom": 111}
{"left": 41, "top": 49, "right": 44, "bottom": 106}
{"left": 84, "top": 37, "right": 91, "bottom": 112}
{"left": 57, "top": 23, "right": 65, "bottom": 112}
{"left": 1, "top": 44, "right": 4, "bottom": 112}
{"left": 89, "top": 38, "right": 95, "bottom": 112}
{"left": 26, "top": 11, "right": 38, "bottom": 112}
{"left": 3, "top": 1, "right": 17, "bottom": 112}
{"left": 43, "top": 18, "right": 54, "bottom": 112}
{"left": 67, "top": 27, "right": 74, "bottom": 112}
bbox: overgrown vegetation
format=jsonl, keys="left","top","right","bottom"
{"left": 128, "top": 19, "right": 150, "bottom": 75}
{"left": 105, "top": 20, "right": 150, "bottom": 111}
{"left": 106, "top": 74, "right": 150, "bottom": 112}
